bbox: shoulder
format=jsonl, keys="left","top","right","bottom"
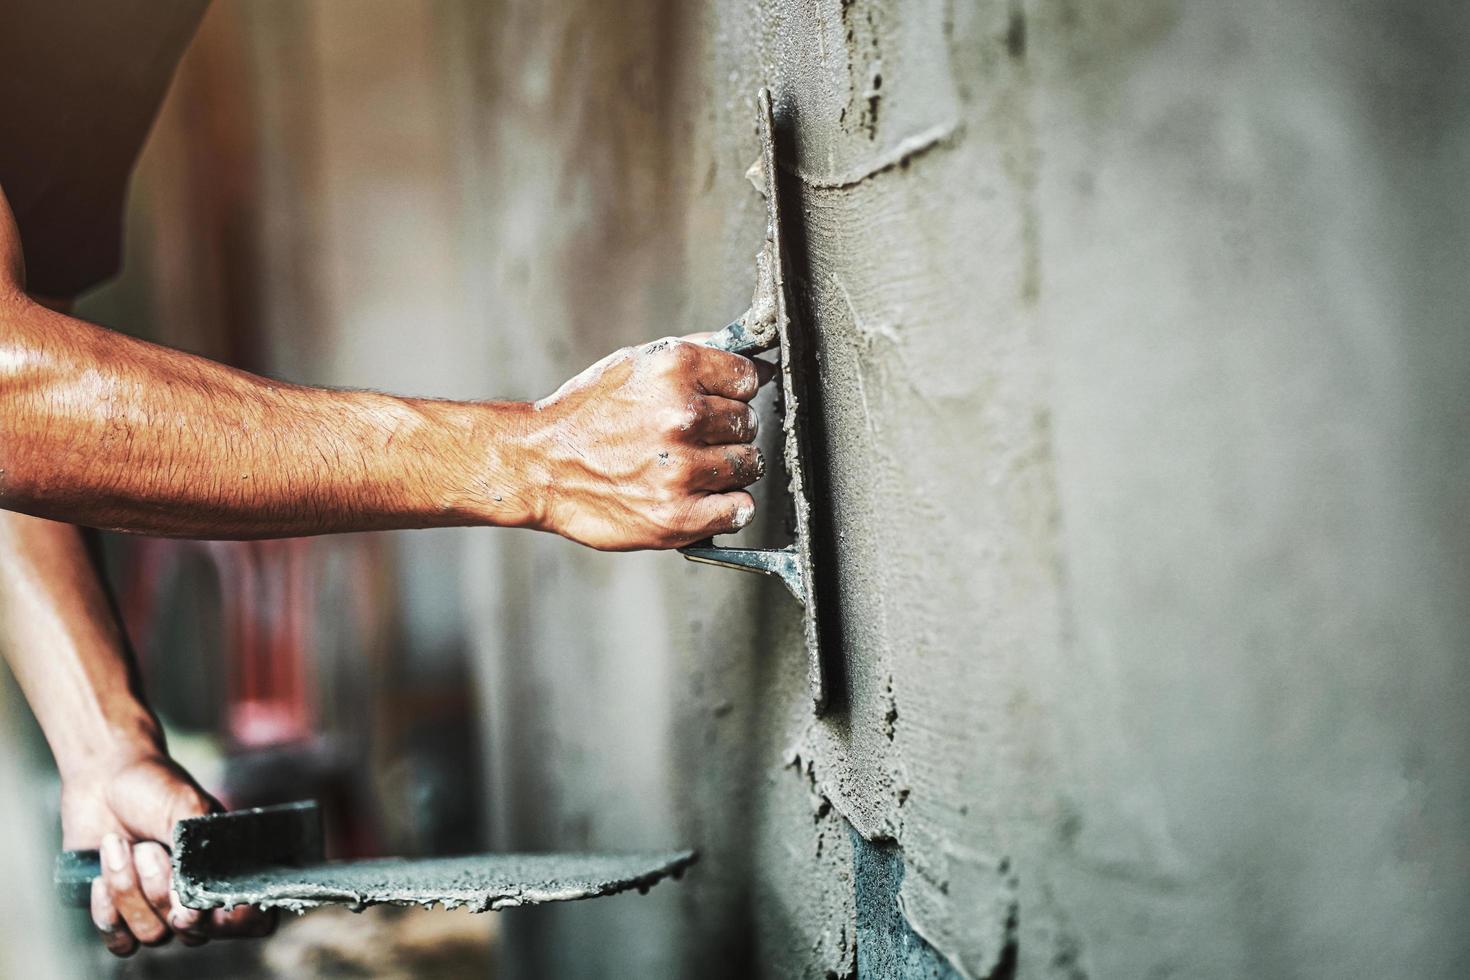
{"left": 0, "top": 1, "right": 211, "bottom": 298}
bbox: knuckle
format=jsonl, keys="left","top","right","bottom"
{"left": 652, "top": 340, "right": 694, "bottom": 374}
{"left": 677, "top": 456, "right": 704, "bottom": 482}
{"left": 666, "top": 402, "right": 700, "bottom": 434}
{"left": 672, "top": 340, "right": 698, "bottom": 365}
{"left": 660, "top": 498, "right": 696, "bottom": 532}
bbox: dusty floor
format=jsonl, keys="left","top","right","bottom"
{"left": 97, "top": 905, "right": 496, "bottom": 979}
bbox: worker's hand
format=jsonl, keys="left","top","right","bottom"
{"left": 528, "top": 336, "right": 773, "bottom": 550}
{"left": 60, "top": 752, "right": 275, "bottom": 957}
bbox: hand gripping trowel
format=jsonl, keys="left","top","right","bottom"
{"left": 681, "top": 88, "right": 827, "bottom": 712}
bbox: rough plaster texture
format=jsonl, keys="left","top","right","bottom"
{"left": 433, "top": 0, "right": 1470, "bottom": 977}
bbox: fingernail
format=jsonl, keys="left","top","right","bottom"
{"left": 135, "top": 845, "right": 163, "bottom": 879}
{"left": 90, "top": 879, "right": 115, "bottom": 932}
{"left": 101, "top": 834, "right": 129, "bottom": 873}
{"left": 734, "top": 501, "right": 755, "bottom": 528}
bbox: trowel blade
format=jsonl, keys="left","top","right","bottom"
{"left": 55, "top": 800, "right": 697, "bottom": 914}
{"left": 171, "top": 801, "right": 696, "bottom": 914}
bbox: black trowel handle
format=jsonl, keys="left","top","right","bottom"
{"left": 55, "top": 849, "right": 102, "bottom": 908}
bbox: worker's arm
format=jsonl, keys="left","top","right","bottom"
{"left": 0, "top": 512, "right": 272, "bottom": 956}
{"left": 0, "top": 187, "right": 764, "bottom": 549}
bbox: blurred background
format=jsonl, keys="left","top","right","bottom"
{"left": 4, "top": 0, "right": 1470, "bottom": 978}
{"left": 6, "top": 2, "right": 505, "bottom": 975}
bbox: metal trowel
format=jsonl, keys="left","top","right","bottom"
{"left": 56, "top": 800, "right": 694, "bottom": 912}
{"left": 681, "top": 88, "right": 826, "bottom": 712}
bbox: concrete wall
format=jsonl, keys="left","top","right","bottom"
{"left": 97, "top": 1, "right": 1470, "bottom": 976}
{"left": 443, "top": 1, "right": 1470, "bottom": 977}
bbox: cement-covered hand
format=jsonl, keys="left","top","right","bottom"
{"left": 61, "top": 753, "right": 274, "bottom": 956}
{"left": 525, "top": 336, "right": 771, "bottom": 550}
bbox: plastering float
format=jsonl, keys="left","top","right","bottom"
{"left": 683, "top": 87, "right": 828, "bottom": 712}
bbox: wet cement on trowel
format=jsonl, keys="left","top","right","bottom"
{"left": 176, "top": 850, "right": 697, "bottom": 915}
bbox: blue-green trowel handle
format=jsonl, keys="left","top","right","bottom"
{"left": 55, "top": 849, "right": 102, "bottom": 907}
{"left": 704, "top": 316, "right": 775, "bottom": 357}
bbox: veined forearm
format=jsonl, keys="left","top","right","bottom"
{"left": 0, "top": 513, "right": 159, "bottom": 779}
{"left": 0, "top": 293, "right": 537, "bottom": 537}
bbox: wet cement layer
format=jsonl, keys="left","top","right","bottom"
{"left": 176, "top": 850, "right": 697, "bottom": 915}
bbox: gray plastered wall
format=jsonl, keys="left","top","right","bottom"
{"left": 442, "top": 0, "right": 1470, "bottom": 977}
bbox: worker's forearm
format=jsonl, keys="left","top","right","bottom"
{"left": 0, "top": 292, "right": 538, "bottom": 537}
{"left": 0, "top": 513, "right": 162, "bottom": 780}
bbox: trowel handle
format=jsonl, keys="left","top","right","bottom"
{"left": 54, "top": 849, "right": 101, "bottom": 908}
{"left": 703, "top": 315, "right": 775, "bottom": 357}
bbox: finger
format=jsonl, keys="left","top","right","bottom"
{"left": 101, "top": 832, "right": 169, "bottom": 946}
{"left": 169, "top": 892, "right": 207, "bottom": 943}
{"left": 133, "top": 841, "right": 174, "bottom": 922}
{"left": 753, "top": 356, "right": 777, "bottom": 387}
{"left": 678, "top": 491, "right": 756, "bottom": 543}
{"left": 91, "top": 876, "right": 138, "bottom": 958}
{"left": 677, "top": 338, "right": 775, "bottom": 387}
{"left": 172, "top": 898, "right": 209, "bottom": 946}
{"left": 208, "top": 903, "right": 278, "bottom": 938}
{"left": 686, "top": 445, "right": 765, "bottom": 492}
{"left": 693, "top": 395, "right": 759, "bottom": 445}
{"left": 688, "top": 346, "right": 761, "bottom": 401}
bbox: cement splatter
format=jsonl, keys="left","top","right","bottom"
{"left": 787, "top": 121, "right": 961, "bottom": 189}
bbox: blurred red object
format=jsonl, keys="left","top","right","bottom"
{"left": 120, "top": 538, "right": 317, "bottom": 749}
